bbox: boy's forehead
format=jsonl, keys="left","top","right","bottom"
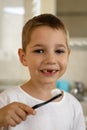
{"left": 23, "top": 25, "right": 68, "bottom": 50}
{"left": 30, "top": 26, "right": 66, "bottom": 40}
{"left": 30, "top": 25, "right": 65, "bottom": 36}
{"left": 32, "top": 25, "right": 57, "bottom": 31}
{"left": 27, "top": 27, "right": 67, "bottom": 48}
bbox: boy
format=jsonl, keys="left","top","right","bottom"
{"left": 0, "top": 14, "right": 85, "bottom": 130}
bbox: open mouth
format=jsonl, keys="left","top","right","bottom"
{"left": 40, "top": 69, "right": 58, "bottom": 75}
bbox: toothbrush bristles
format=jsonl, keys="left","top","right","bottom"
{"left": 51, "top": 88, "right": 61, "bottom": 97}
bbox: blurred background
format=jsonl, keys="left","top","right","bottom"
{"left": 0, "top": 0, "right": 87, "bottom": 91}
{"left": 0, "top": 0, "right": 87, "bottom": 127}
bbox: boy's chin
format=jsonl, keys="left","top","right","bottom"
{"left": 40, "top": 78, "right": 57, "bottom": 84}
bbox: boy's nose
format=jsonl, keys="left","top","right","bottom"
{"left": 44, "top": 54, "right": 57, "bottom": 64}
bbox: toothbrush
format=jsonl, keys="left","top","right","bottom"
{"left": 32, "top": 89, "right": 62, "bottom": 109}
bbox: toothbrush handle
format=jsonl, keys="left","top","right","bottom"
{"left": 32, "top": 93, "right": 62, "bottom": 109}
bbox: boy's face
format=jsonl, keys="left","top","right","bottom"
{"left": 19, "top": 26, "right": 70, "bottom": 85}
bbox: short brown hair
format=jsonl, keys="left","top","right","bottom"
{"left": 22, "top": 13, "right": 69, "bottom": 52}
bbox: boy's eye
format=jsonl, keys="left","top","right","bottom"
{"left": 55, "top": 49, "right": 65, "bottom": 54}
{"left": 33, "top": 49, "right": 44, "bottom": 53}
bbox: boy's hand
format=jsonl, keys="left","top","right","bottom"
{"left": 0, "top": 102, "right": 36, "bottom": 127}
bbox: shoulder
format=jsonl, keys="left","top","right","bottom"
{"left": 63, "top": 92, "right": 85, "bottom": 129}
{"left": 64, "top": 91, "right": 79, "bottom": 102}
{"left": 0, "top": 86, "right": 21, "bottom": 106}
{"left": 63, "top": 91, "right": 82, "bottom": 110}
{"left": 0, "top": 86, "right": 20, "bottom": 96}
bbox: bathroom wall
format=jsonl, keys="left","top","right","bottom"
{"left": 61, "top": 48, "right": 87, "bottom": 87}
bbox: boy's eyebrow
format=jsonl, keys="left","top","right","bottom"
{"left": 55, "top": 43, "right": 67, "bottom": 48}
{"left": 31, "top": 43, "right": 67, "bottom": 48}
{"left": 31, "top": 44, "right": 44, "bottom": 48}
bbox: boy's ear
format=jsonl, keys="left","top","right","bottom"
{"left": 18, "top": 48, "right": 27, "bottom": 66}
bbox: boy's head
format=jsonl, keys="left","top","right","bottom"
{"left": 22, "top": 13, "right": 69, "bottom": 52}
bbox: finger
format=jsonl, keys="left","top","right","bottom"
{"left": 6, "top": 118, "right": 17, "bottom": 127}
{"left": 18, "top": 103, "right": 36, "bottom": 115}
{"left": 15, "top": 108, "right": 27, "bottom": 121}
{"left": 11, "top": 113, "right": 23, "bottom": 125}
{"left": 9, "top": 119, "right": 17, "bottom": 127}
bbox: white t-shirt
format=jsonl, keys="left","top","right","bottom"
{"left": 0, "top": 86, "right": 86, "bottom": 130}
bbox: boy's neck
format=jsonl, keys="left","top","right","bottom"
{"left": 21, "top": 80, "right": 57, "bottom": 101}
